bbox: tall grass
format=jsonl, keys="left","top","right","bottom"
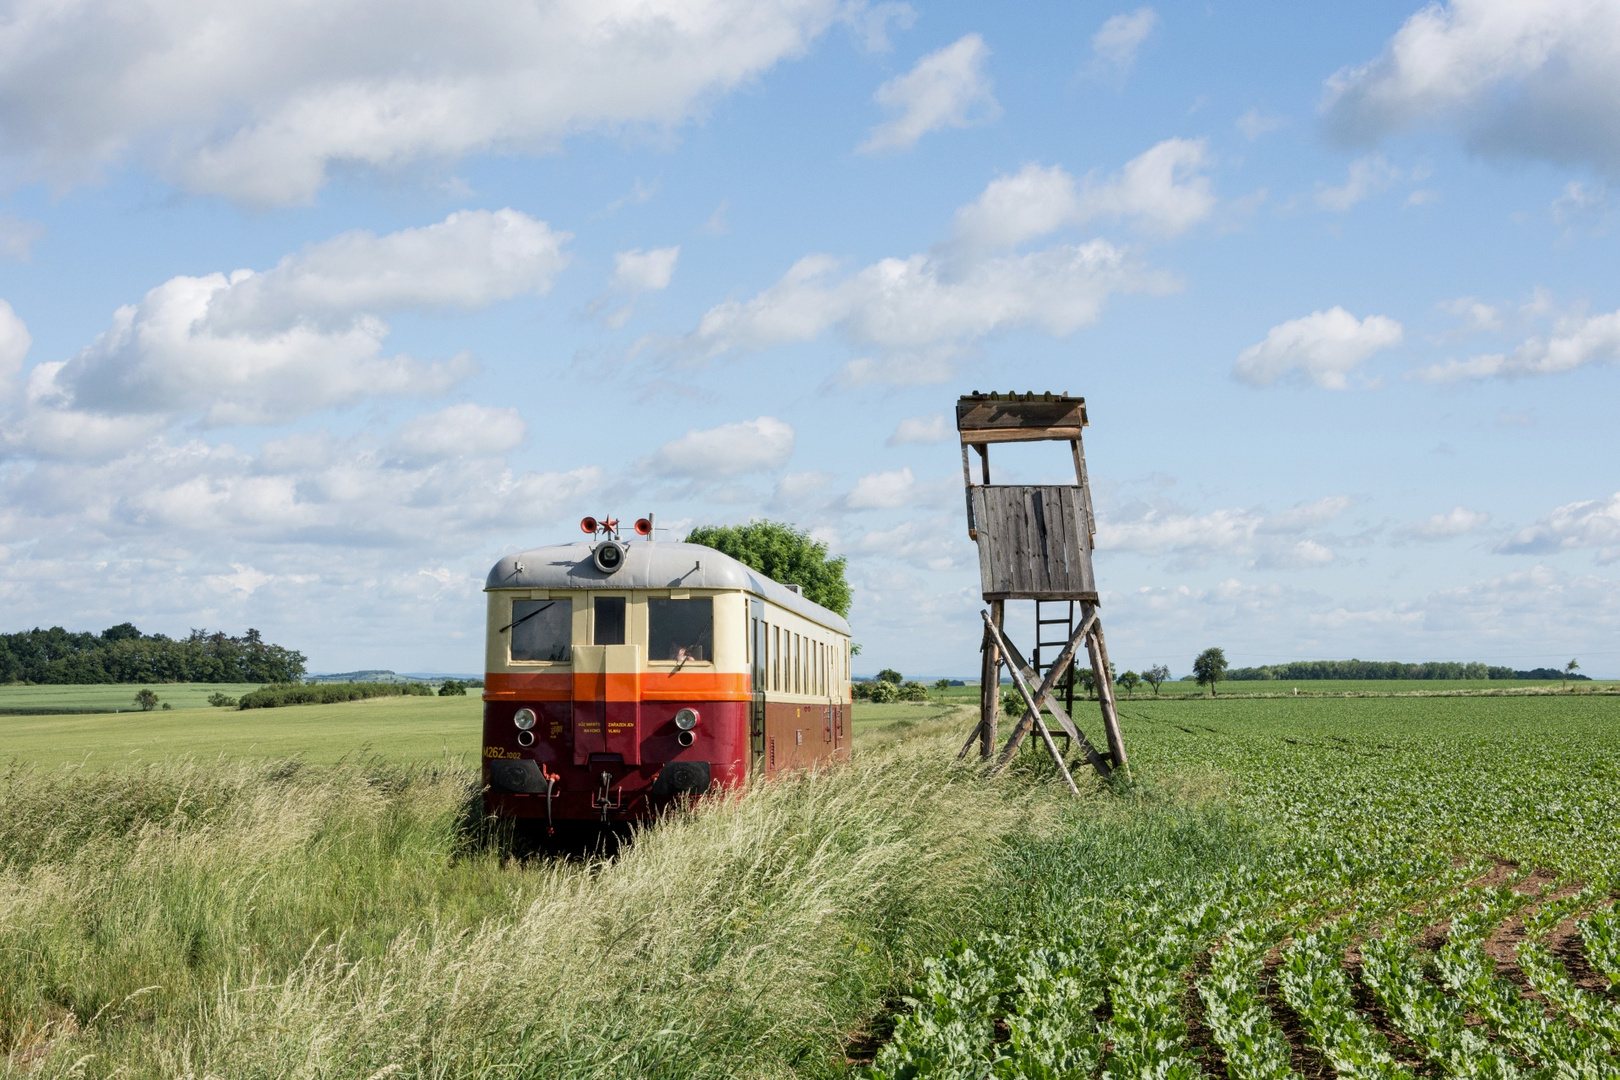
{"left": 2, "top": 718, "right": 1100, "bottom": 1078}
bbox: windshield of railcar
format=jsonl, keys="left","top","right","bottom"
{"left": 648, "top": 597, "right": 713, "bottom": 662}
{"left": 509, "top": 599, "right": 570, "bottom": 662}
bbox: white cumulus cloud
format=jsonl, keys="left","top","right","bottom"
{"left": 886, "top": 414, "right": 951, "bottom": 445}
{"left": 0, "top": 300, "right": 30, "bottom": 402}
{"left": 1097, "top": 496, "right": 1353, "bottom": 569}
{"left": 1498, "top": 492, "right": 1620, "bottom": 561}
{"left": 1088, "top": 8, "right": 1158, "bottom": 77}
{"left": 1316, "top": 154, "right": 1401, "bottom": 211}
{"left": 599, "top": 246, "right": 680, "bottom": 328}
{"left": 1397, "top": 507, "right": 1491, "bottom": 542}
{"left": 1322, "top": 0, "right": 1620, "bottom": 175}
{"left": 610, "top": 247, "right": 680, "bottom": 295}
{"left": 648, "top": 416, "right": 795, "bottom": 477}
{"left": 0, "top": 0, "right": 857, "bottom": 205}
{"left": 692, "top": 243, "right": 1150, "bottom": 386}
{"left": 950, "top": 142, "right": 1216, "bottom": 251}
{"left": 29, "top": 209, "right": 564, "bottom": 430}
{"left": 392, "top": 404, "right": 527, "bottom": 463}
{"left": 1416, "top": 308, "right": 1620, "bottom": 382}
{"left": 683, "top": 145, "right": 1200, "bottom": 385}
{"left": 845, "top": 467, "right": 916, "bottom": 509}
{"left": 860, "top": 33, "right": 999, "bottom": 153}
{"left": 1233, "top": 307, "right": 1403, "bottom": 389}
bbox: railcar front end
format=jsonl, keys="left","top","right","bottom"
{"left": 482, "top": 527, "right": 851, "bottom": 827}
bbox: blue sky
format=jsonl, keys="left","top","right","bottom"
{"left": 1, "top": 0, "right": 1617, "bottom": 677}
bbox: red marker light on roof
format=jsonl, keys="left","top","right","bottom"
{"left": 580, "top": 517, "right": 598, "bottom": 534}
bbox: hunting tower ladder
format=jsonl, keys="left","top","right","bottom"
{"left": 956, "top": 392, "right": 1128, "bottom": 790}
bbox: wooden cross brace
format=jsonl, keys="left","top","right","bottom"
{"left": 957, "top": 610, "right": 1117, "bottom": 787}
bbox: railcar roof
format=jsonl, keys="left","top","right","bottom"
{"left": 485, "top": 540, "right": 851, "bottom": 635}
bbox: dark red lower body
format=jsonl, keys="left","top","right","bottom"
{"left": 482, "top": 698, "right": 749, "bottom": 823}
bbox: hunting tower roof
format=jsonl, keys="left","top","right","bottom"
{"left": 956, "top": 392, "right": 1088, "bottom": 444}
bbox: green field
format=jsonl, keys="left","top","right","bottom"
{"left": 0, "top": 682, "right": 267, "bottom": 714}
{"left": 4, "top": 688, "right": 1620, "bottom": 1077}
{"left": 919, "top": 676, "right": 1615, "bottom": 702}
{"left": 0, "top": 692, "right": 481, "bottom": 767}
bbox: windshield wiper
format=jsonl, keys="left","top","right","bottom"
{"left": 498, "top": 601, "right": 555, "bottom": 633}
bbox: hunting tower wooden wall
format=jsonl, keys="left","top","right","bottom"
{"left": 957, "top": 392, "right": 1128, "bottom": 786}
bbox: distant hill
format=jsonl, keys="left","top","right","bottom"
{"left": 306, "top": 669, "right": 416, "bottom": 684}
{"left": 306, "top": 670, "right": 483, "bottom": 685}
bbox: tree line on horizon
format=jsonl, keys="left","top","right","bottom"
{"left": 1221, "top": 658, "right": 1587, "bottom": 682}
{"left": 0, "top": 624, "right": 307, "bottom": 685}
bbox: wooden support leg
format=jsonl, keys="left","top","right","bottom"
{"left": 982, "top": 599, "right": 1003, "bottom": 759}
{"left": 983, "top": 612, "right": 1110, "bottom": 784}
{"left": 1083, "top": 604, "right": 1129, "bottom": 775}
{"left": 984, "top": 621, "right": 1080, "bottom": 796}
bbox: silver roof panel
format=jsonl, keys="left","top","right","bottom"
{"left": 485, "top": 540, "right": 851, "bottom": 635}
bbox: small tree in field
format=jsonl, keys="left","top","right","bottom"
{"left": 1192, "top": 648, "right": 1228, "bottom": 697}
{"left": 1118, "top": 670, "right": 1141, "bottom": 698}
{"left": 134, "top": 688, "right": 159, "bottom": 711}
{"left": 999, "top": 686, "right": 1027, "bottom": 719}
{"left": 876, "top": 668, "right": 903, "bottom": 684}
{"left": 1565, "top": 658, "right": 1579, "bottom": 688}
{"left": 1143, "top": 664, "right": 1170, "bottom": 696}
{"left": 1076, "top": 667, "right": 1097, "bottom": 699}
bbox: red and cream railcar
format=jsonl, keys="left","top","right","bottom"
{"left": 482, "top": 529, "right": 852, "bottom": 825}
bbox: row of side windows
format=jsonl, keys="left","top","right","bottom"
{"left": 509, "top": 596, "right": 714, "bottom": 663}
{"left": 759, "top": 619, "right": 847, "bottom": 697}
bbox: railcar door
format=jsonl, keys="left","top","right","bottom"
{"left": 749, "top": 598, "right": 766, "bottom": 781}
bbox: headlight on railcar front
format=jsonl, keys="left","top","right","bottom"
{"left": 673, "top": 708, "right": 699, "bottom": 731}
{"left": 513, "top": 708, "right": 537, "bottom": 730}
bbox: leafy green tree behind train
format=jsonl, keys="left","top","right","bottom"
{"left": 0, "top": 624, "right": 306, "bottom": 684}
{"left": 685, "top": 520, "right": 852, "bottom": 617}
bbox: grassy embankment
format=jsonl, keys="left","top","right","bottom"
{"left": 5, "top": 688, "right": 1620, "bottom": 1076}
{"left": 0, "top": 698, "right": 1258, "bottom": 1078}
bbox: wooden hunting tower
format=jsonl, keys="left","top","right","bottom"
{"left": 957, "top": 392, "right": 1128, "bottom": 789}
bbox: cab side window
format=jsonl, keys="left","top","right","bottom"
{"left": 649, "top": 597, "right": 713, "bottom": 662}
{"left": 510, "top": 599, "right": 571, "bottom": 662}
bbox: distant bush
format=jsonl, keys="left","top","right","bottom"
{"left": 876, "top": 669, "right": 903, "bottom": 685}
{"left": 999, "top": 686, "right": 1027, "bottom": 719}
{"left": 867, "top": 680, "right": 900, "bottom": 704}
{"left": 898, "top": 681, "right": 928, "bottom": 702}
{"left": 134, "top": 688, "right": 158, "bottom": 711}
{"left": 238, "top": 682, "right": 434, "bottom": 710}
{"left": 438, "top": 680, "right": 468, "bottom": 697}
{"left": 207, "top": 692, "right": 238, "bottom": 708}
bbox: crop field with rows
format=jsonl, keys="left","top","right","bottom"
{"left": 3, "top": 690, "right": 1618, "bottom": 1077}
{"left": 870, "top": 692, "right": 1620, "bottom": 1079}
